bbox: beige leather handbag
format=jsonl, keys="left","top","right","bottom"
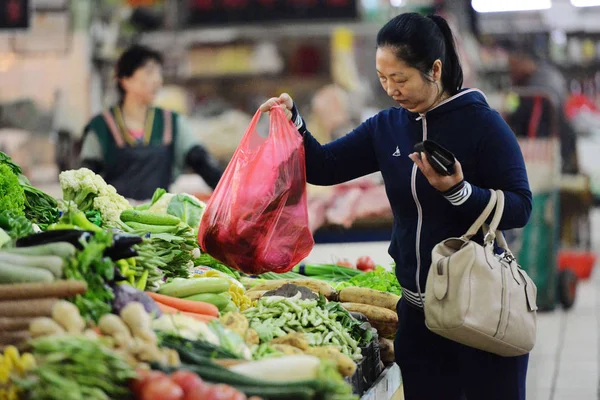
{"left": 424, "top": 190, "right": 538, "bottom": 357}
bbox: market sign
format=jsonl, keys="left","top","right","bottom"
{"left": 0, "top": 0, "right": 30, "bottom": 30}
{"left": 187, "top": 0, "right": 358, "bottom": 25}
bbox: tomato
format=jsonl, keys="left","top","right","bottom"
{"left": 336, "top": 259, "right": 355, "bottom": 269}
{"left": 131, "top": 370, "right": 168, "bottom": 395}
{"left": 141, "top": 377, "right": 184, "bottom": 400}
{"left": 170, "top": 371, "right": 204, "bottom": 394}
{"left": 204, "top": 384, "right": 247, "bottom": 400}
{"left": 356, "top": 256, "right": 376, "bottom": 272}
{"left": 182, "top": 383, "right": 213, "bottom": 400}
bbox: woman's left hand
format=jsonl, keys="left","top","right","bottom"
{"left": 409, "top": 152, "right": 464, "bottom": 192}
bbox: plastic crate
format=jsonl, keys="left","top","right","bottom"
{"left": 348, "top": 330, "right": 382, "bottom": 396}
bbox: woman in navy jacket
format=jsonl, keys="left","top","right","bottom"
{"left": 261, "top": 13, "right": 532, "bottom": 400}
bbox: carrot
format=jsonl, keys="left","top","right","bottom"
{"left": 157, "top": 302, "right": 179, "bottom": 314}
{"left": 155, "top": 302, "right": 216, "bottom": 322}
{"left": 182, "top": 312, "right": 216, "bottom": 322}
{"left": 0, "top": 317, "right": 34, "bottom": 332}
{"left": 146, "top": 292, "right": 218, "bottom": 317}
{"left": 0, "top": 280, "right": 88, "bottom": 301}
{"left": 0, "top": 298, "right": 57, "bottom": 318}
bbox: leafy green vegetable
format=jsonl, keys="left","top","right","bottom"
{"left": 195, "top": 253, "right": 242, "bottom": 280}
{"left": 0, "top": 228, "right": 10, "bottom": 248}
{"left": 65, "top": 230, "right": 115, "bottom": 322}
{"left": 0, "top": 210, "right": 34, "bottom": 239}
{"left": 207, "top": 320, "right": 252, "bottom": 360}
{"left": 166, "top": 193, "right": 206, "bottom": 230}
{"left": 16, "top": 335, "right": 136, "bottom": 399}
{"left": 336, "top": 266, "right": 401, "bottom": 295}
{"left": 85, "top": 210, "right": 103, "bottom": 227}
{"left": 0, "top": 164, "right": 25, "bottom": 216}
{"left": 0, "top": 151, "right": 59, "bottom": 226}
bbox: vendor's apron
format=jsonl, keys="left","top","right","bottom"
{"left": 88, "top": 107, "right": 175, "bottom": 201}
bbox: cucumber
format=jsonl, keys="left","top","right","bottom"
{"left": 0, "top": 253, "right": 63, "bottom": 278}
{"left": 158, "top": 277, "right": 230, "bottom": 298}
{"left": 1, "top": 242, "right": 76, "bottom": 258}
{"left": 124, "top": 221, "right": 179, "bottom": 234}
{"left": 183, "top": 293, "right": 230, "bottom": 311}
{"left": 0, "top": 261, "right": 54, "bottom": 283}
{"left": 120, "top": 210, "right": 180, "bottom": 226}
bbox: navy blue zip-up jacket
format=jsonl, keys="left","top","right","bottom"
{"left": 300, "top": 89, "right": 532, "bottom": 307}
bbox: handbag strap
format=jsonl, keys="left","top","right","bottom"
{"left": 485, "top": 190, "right": 505, "bottom": 242}
{"left": 461, "top": 189, "right": 497, "bottom": 240}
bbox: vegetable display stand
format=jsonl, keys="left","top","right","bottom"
{"left": 360, "top": 363, "right": 402, "bottom": 400}
{"left": 348, "top": 333, "right": 383, "bottom": 396}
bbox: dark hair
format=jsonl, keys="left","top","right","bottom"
{"left": 376, "top": 13, "right": 463, "bottom": 96}
{"left": 115, "top": 44, "right": 163, "bottom": 98}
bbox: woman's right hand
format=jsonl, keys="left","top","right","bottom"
{"left": 259, "top": 93, "right": 295, "bottom": 121}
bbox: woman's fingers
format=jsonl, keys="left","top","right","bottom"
{"left": 279, "top": 93, "right": 294, "bottom": 109}
{"left": 259, "top": 97, "right": 281, "bottom": 112}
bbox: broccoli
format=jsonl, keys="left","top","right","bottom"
{"left": 0, "top": 164, "right": 25, "bottom": 215}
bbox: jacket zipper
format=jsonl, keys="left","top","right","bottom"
{"left": 409, "top": 89, "right": 486, "bottom": 307}
{"left": 412, "top": 114, "right": 427, "bottom": 306}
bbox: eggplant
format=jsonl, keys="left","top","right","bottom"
{"left": 16, "top": 230, "right": 94, "bottom": 249}
{"left": 112, "top": 233, "right": 143, "bottom": 249}
{"left": 104, "top": 246, "right": 138, "bottom": 261}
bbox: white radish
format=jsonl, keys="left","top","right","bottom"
{"left": 229, "top": 355, "right": 321, "bottom": 382}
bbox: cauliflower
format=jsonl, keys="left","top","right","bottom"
{"left": 60, "top": 168, "right": 131, "bottom": 227}
{"left": 59, "top": 168, "right": 104, "bottom": 212}
{"left": 93, "top": 195, "right": 130, "bottom": 228}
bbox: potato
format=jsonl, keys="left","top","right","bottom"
{"left": 339, "top": 287, "right": 400, "bottom": 311}
{"left": 271, "top": 344, "right": 304, "bottom": 355}
{"left": 340, "top": 303, "right": 398, "bottom": 324}
{"left": 244, "top": 328, "right": 259, "bottom": 346}
{"left": 271, "top": 332, "right": 309, "bottom": 351}
{"left": 220, "top": 312, "right": 249, "bottom": 338}
{"left": 305, "top": 346, "right": 357, "bottom": 377}
{"left": 379, "top": 337, "right": 395, "bottom": 364}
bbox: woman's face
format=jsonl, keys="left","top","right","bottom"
{"left": 376, "top": 46, "right": 442, "bottom": 114}
{"left": 120, "top": 60, "right": 163, "bottom": 104}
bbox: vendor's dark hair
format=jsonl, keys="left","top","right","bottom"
{"left": 376, "top": 13, "right": 463, "bottom": 95}
{"left": 115, "top": 44, "right": 163, "bottom": 98}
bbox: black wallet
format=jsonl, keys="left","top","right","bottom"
{"left": 413, "top": 140, "right": 456, "bottom": 176}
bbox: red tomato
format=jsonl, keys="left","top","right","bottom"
{"left": 356, "top": 256, "right": 376, "bottom": 272}
{"left": 170, "top": 371, "right": 205, "bottom": 394}
{"left": 204, "top": 384, "right": 247, "bottom": 400}
{"left": 336, "top": 259, "right": 355, "bottom": 269}
{"left": 182, "top": 383, "right": 213, "bottom": 400}
{"left": 141, "top": 378, "right": 184, "bottom": 400}
{"left": 131, "top": 370, "right": 168, "bottom": 395}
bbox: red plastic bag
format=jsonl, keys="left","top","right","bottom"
{"left": 198, "top": 106, "right": 314, "bottom": 274}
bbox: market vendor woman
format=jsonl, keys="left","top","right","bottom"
{"left": 79, "top": 45, "right": 223, "bottom": 201}
{"left": 261, "top": 13, "right": 532, "bottom": 400}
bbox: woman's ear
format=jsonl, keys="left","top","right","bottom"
{"left": 432, "top": 59, "right": 443, "bottom": 82}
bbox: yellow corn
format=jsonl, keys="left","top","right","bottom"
{"left": 19, "top": 353, "right": 36, "bottom": 372}
{"left": 2, "top": 348, "right": 18, "bottom": 367}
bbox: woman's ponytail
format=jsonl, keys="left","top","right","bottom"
{"left": 428, "top": 15, "right": 463, "bottom": 96}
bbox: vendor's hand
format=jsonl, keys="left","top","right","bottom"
{"left": 409, "top": 152, "right": 464, "bottom": 192}
{"left": 259, "top": 93, "right": 294, "bottom": 121}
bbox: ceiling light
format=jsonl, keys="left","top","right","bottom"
{"left": 471, "top": 0, "right": 552, "bottom": 13}
{"left": 390, "top": 0, "right": 404, "bottom": 7}
{"left": 570, "top": 0, "right": 600, "bottom": 6}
